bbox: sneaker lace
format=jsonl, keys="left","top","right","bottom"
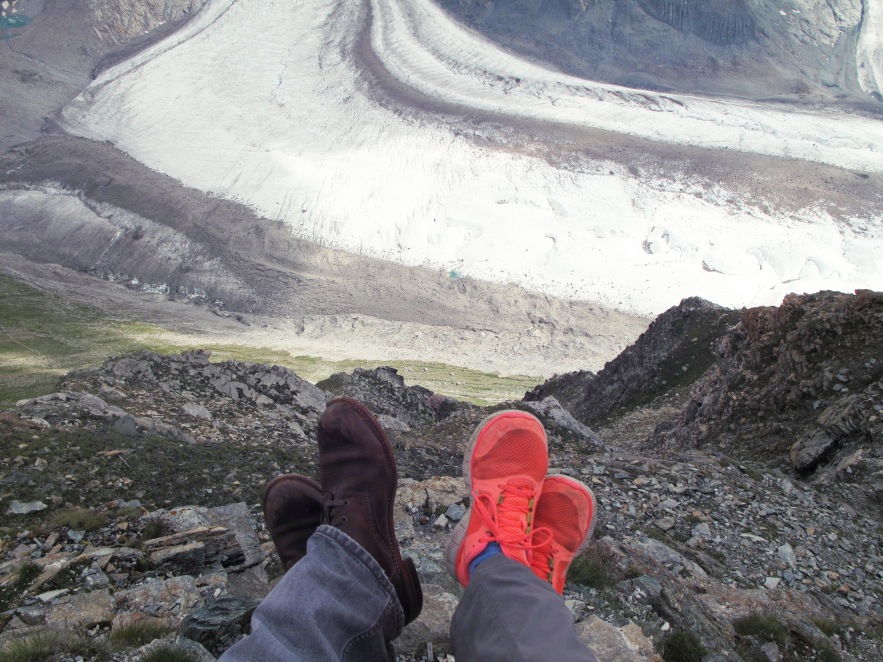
{"left": 529, "top": 535, "right": 559, "bottom": 582}
{"left": 473, "top": 480, "right": 553, "bottom": 554}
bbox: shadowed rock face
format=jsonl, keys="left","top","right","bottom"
{"left": 441, "top": 0, "right": 873, "bottom": 102}
{"left": 526, "top": 297, "right": 740, "bottom": 426}
{"left": 635, "top": 0, "right": 754, "bottom": 45}
{"left": 86, "top": 0, "right": 206, "bottom": 44}
{"left": 650, "top": 290, "right": 883, "bottom": 482}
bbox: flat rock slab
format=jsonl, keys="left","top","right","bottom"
{"left": 150, "top": 542, "right": 207, "bottom": 576}
{"left": 145, "top": 526, "right": 244, "bottom": 569}
{"left": 137, "top": 633, "right": 218, "bottom": 662}
{"left": 44, "top": 589, "right": 114, "bottom": 629}
{"left": 226, "top": 565, "right": 270, "bottom": 601}
{"left": 396, "top": 584, "right": 459, "bottom": 655}
{"left": 115, "top": 575, "right": 204, "bottom": 621}
{"left": 7, "top": 500, "right": 47, "bottom": 514}
{"left": 180, "top": 595, "right": 261, "bottom": 657}
{"left": 575, "top": 616, "right": 659, "bottom": 661}
{"left": 790, "top": 429, "right": 838, "bottom": 471}
{"left": 150, "top": 503, "right": 263, "bottom": 569}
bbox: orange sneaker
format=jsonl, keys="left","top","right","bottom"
{"left": 530, "top": 474, "right": 596, "bottom": 595}
{"left": 444, "top": 410, "right": 550, "bottom": 587}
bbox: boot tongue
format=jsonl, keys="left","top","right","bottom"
{"left": 322, "top": 494, "right": 350, "bottom": 526}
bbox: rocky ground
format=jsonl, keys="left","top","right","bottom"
{"left": 1, "top": 291, "right": 880, "bottom": 661}
{"left": 1, "top": 3, "right": 880, "bottom": 660}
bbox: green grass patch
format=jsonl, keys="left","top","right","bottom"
{"left": 0, "top": 274, "right": 175, "bottom": 407}
{"left": 0, "top": 561, "right": 41, "bottom": 613}
{"left": 625, "top": 564, "right": 644, "bottom": 579}
{"left": 663, "top": 629, "right": 705, "bottom": 662}
{"left": 811, "top": 618, "right": 844, "bottom": 638}
{"left": 708, "top": 549, "right": 727, "bottom": 563}
{"left": 0, "top": 274, "right": 539, "bottom": 408}
{"left": 860, "top": 623, "right": 883, "bottom": 641}
{"left": 110, "top": 621, "right": 174, "bottom": 648}
{"left": 0, "top": 632, "right": 63, "bottom": 662}
{"left": 42, "top": 558, "right": 91, "bottom": 591}
{"left": 0, "top": 631, "right": 111, "bottom": 662}
{"left": 742, "top": 465, "right": 764, "bottom": 482}
{"left": 141, "top": 518, "right": 171, "bottom": 541}
{"left": 646, "top": 528, "right": 672, "bottom": 544}
{"left": 760, "top": 520, "right": 780, "bottom": 540}
{"left": 568, "top": 546, "right": 620, "bottom": 589}
{"left": 311, "top": 358, "right": 540, "bottom": 406}
{"left": 116, "top": 506, "right": 145, "bottom": 520}
{"left": 141, "top": 645, "right": 200, "bottom": 662}
{"left": 815, "top": 640, "right": 842, "bottom": 662}
{"left": 734, "top": 612, "right": 790, "bottom": 646}
{"left": 52, "top": 508, "right": 109, "bottom": 532}
{"left": 16, "top": 561, "right": 41, "bottom": 585}
{"left": 0, "top": 417, "right": 318, "bottom": 514}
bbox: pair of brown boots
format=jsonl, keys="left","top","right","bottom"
{"left": 262, "top": 397, "right": 423, "bottom": 625}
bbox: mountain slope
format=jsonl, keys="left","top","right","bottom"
{"left": 650, "top": 290, "right": 883, "bottom": 483}
{"left": 527, "top": 297, "right": 741, "bottom": 426}
{"left": 438, "top": 0, "right": 881, "bottom": 104}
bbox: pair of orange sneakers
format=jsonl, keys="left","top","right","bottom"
{"left": 444, "top": 410, "right": 596, "bottom": 594}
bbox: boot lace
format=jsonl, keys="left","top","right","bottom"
{"left": 322, "top": 493, "right": 350, "bottom": 526}
{"left": 529, "top": 538, "right": 559, "bottom": 583}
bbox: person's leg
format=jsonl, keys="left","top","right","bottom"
{"left": 450, "top": 554, "right": 599, "bottom": 662}
{"left": 223, "top": 397, "right": 422, "bottom": 661}
{"left": 317, "top": 397, "right": 423, "bottom": 623}
{"left": 444, "top": 410, "right": 550, "bottom": 586}
{"left": 220, "top": 525, "right": 401, "bottom": 662}
{"left": 445, "top": 411, "right": 598, "bottom": 660}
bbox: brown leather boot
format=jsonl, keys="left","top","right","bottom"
{"left": 262, "top": 474, "right": 323, "bottom": 571}
{"left": 318, "top": 396, "right": 423, "bottom": 625}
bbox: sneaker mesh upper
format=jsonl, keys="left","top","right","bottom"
{"left": 472, "top": 429, "right": 548, "bottom": 480}
{"left": 445, "top": 410, "right": 549, "bottom": 587}
{"left": 530, "top": 475, "right": 596, "bottom": 594}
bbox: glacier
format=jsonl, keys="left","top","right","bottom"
{"left": 57, "top": 0, "right": 883, "bottom": 317}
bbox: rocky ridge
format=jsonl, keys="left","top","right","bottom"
{"left": 0, "top": 291, "right": 881, "bottom": 661}
{"left": 649, "top": 291, "right": 883, "bottom": 484}
{"left": 85, "top": 0, "right": 208, "bottom": 44}
{"left": 527, "top": 297, "right": 741, "bottom": 426}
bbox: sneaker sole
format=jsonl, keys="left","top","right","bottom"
{"left": 443, "top": 409, "right": 548, "bottom": 582}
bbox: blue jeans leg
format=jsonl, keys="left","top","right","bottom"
{"left": 451, "top": 554, "right": 599, "bottom": 661}
{"left": 220, "top": 525, "right": 403, "bottom": 662}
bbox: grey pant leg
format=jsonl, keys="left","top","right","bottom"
{"left": 220, "top": 525, "right": 403, "bottom": 662}
{"left": 450, "top": 554, "right": 599, "bottom": 662}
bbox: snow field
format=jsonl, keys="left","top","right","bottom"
{"left": 57, "top": 0, "right": 883, "bottom": 316}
